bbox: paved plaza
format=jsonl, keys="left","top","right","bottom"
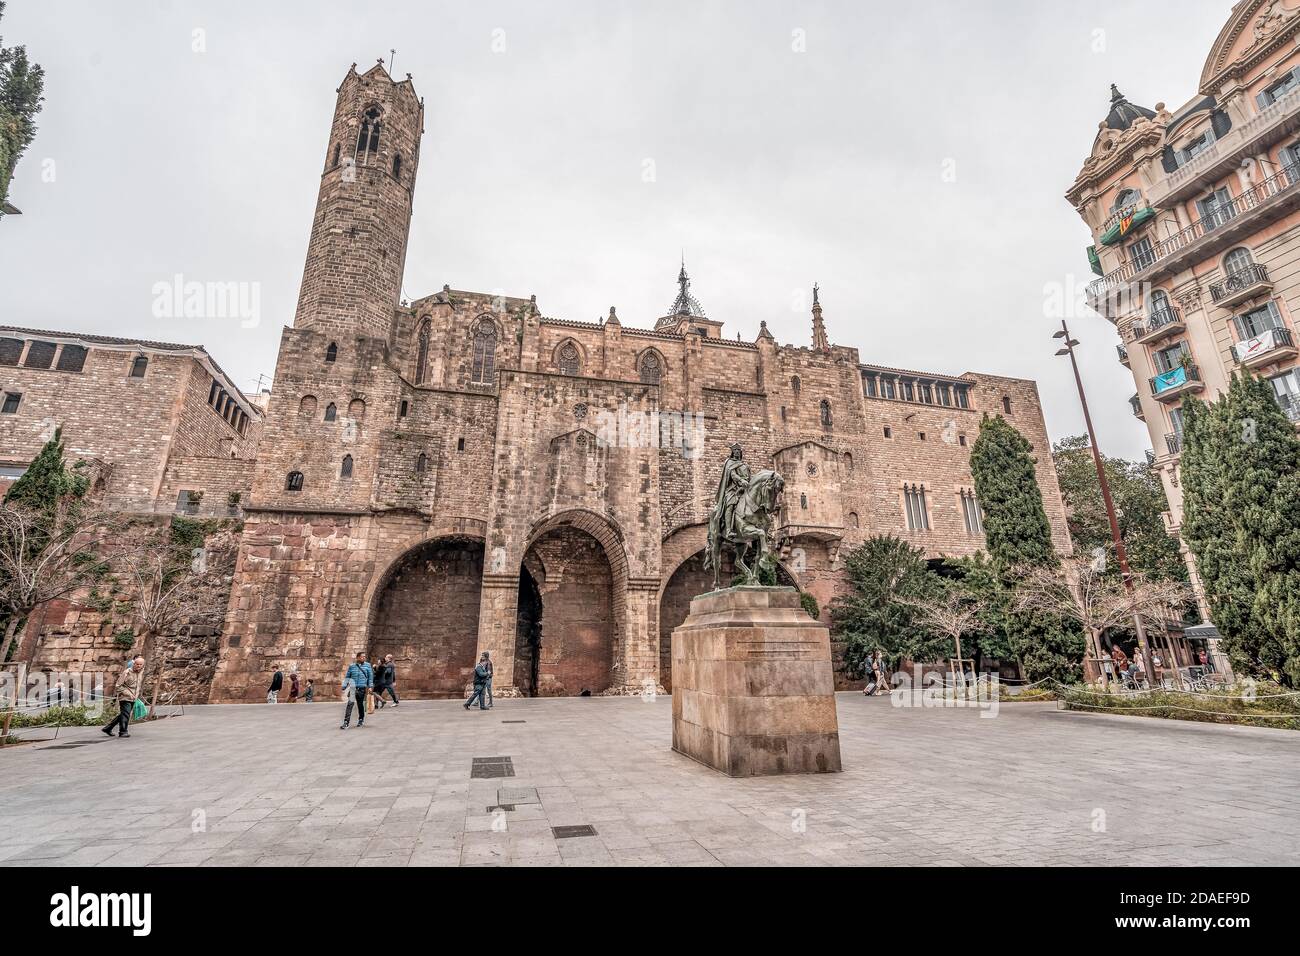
{"left": 1, "top": 694, "right": 1297, "bottom": 866}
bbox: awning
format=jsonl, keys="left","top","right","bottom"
{"left": 1183, "top": 624, "right": 1221, "bottom": 640}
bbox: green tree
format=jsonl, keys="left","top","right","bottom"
{"left": 943, "top": 553, "right": 1013, "bottom": 665}
{"left": 1052, "top": 434, "right": 1186, "bottom": 583}
{"left": 830, "top": 534, "right": 944, "bottom": 677}
{"left": 0, "top": 0, "right": 44, "bottom": 213}
{"left": 970, "top": 414, "right": 1084, "bottom": 681}
{"left": 1181, "top": 374, "right": 1300, "bottom": 685}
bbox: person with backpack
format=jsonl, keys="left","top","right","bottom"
{"left": 374, "top": 654, "right": 399, "bottom": 708}
{"left": 340, "top": 653, "right": 374, "bottom": 729}
{"left": 464, "top": 653, "right": 491, "bottom": 711}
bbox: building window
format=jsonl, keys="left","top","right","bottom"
{"left": 325, "top": 342, "right": 338, "bottom": 363}
{"left": 398, "top": 399, "right": 409, "bottom": 418}
{"left": 457, "top": 437, "right": 465, "bottom": 452}
{"left": 471, "top": 319, "right": 497, "bottom": 385}
{"left": 900, "top": 379, "right": 915, "bottom": 402}
{"left": 881, "top": 377, "right": 896, "bottom": 400}
{"left": 904, "top": 484, "right": 930, "bottom": 532}
{"left": 299, "top": 395, "right": 317, "bottom": 416}
{"left": 1128, "top": 236, "right": 1156, "bottom": 271}
{"left": 324, "top": 403, "right": 337, "bottom": 422}
{"left": 1153, "top": 341, "right": 1190, "bottom": 373}
{"left": 340, "top": 455, "right": 354, "bottom": 479}
{"left": 1235, "top": 301, "right": 1283, "bottom": 339}
{"left": 638, "top": 351, "right": 662, "bottom": 385}
{"left": 848, "top": 511, "right": 859, "bottom": 529}
{"left": 1197, "top": 186, "right": 1236, "bottom": 231}
{"left": 1, "top": 392, "right": 21, "bottom": 414}
{"left": 959, "top": 434, "right": 967, "bottom": 447}
{"left": 1223, "top": 246, "right": 1254, "bottom": 277}
{"left": 24, "top": 341, "right": 56, "bottom": 369}
{"left": 883, "top": 426, "right": 892, "bottom": 438}
{"left": 843, "top": 452, "right": 853, "bottom": 474}
{"left": 780, "top": 406, "right": 787, "bottom": 422}
{"left": 0, "top": 465, "right": 27, "bottom": 479}
{"left": 918, "top": 432, "right": 926, "bottom": 441}
{"left": 0, "top": 338, "right": 23, "bottom": 366}
{"left": 356, "top": 106, "right": 382, "bottom": 164}
{"left": 416, "top": 452, "right": 428, "bottom": 473}
{"left": 800, "top": 493, "right": 808, "bottom": 510}
{"left": 415, "top": 319, "right": 431, "bottom": 384}
{"left": 936, "top": 383, "right": 952, "bottom": 406}
{"left": 285, "top": 471, "right": 304, "bottom": 492}
{"left": 820, "top": 400, "right": 833, "bottom": 429}
{"left": 863, "top": 373, "right": 878, "bottom": 398}
{"left": 331, "top": 142, "right": 341, "bottom": 168}
{"left": 56, "top": 345, "right": 88, "bottom": 373}
{"left": 393, "top": 153, "right": 403, "bottom": 179}
{"left": 960, "top": 489, "right": 983, "bottom": 535}
{"left": 954, "top": 384, "right": 970, "bottom": 409}
{"left": 919, "top": 382, "right": 933, "bottom": 404}
{"left": 791, "top": 376, "right": 801, "bottom": 397}
{"left": 1002, "top": 396, "right": 1012, "bottom": 415}
{"left": 129, "top": 355, "right": 148, "bottom": 378}
{"left": 557, "top": 341, "right": 581, "bottom": 376}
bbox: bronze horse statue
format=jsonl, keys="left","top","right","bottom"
{"left": 704, "top": 467, "right": 785, "bottom": 590}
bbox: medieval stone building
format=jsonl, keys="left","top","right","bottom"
{"left": 8, "top": 62, "right": 1070, "bottom": 701}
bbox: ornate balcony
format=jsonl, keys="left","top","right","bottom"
{"left": 1133, "top": 306, "right": 1185, "bottom": 345}
{"left": 1117, "top": 343, "right": 1130, "bottom": 366}
{"left": 1165, "top": 432, "right": 1182, "bottom": 456}
{"left": 1232, "top": 326, "right": 1297, "bottom": 368}
{"left": 1150, "top": 363, "right": 1205, "bottom": 402}
{"left": 1210, "top": 264, "right": 1272, "bottom": 309}
{"left": 1130, "top": 393, "right": 1145, "bottom": 420}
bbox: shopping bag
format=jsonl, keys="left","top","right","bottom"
{"left": 132, "top": 698, "right": 148, "bottom": 721}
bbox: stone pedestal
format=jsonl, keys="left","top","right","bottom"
{"left": 671, "top": 586, "right": 842, "bottom": 776}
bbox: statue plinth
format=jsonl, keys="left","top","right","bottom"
{"left": 671, "top": 586, "right": 842, "bottom": 776}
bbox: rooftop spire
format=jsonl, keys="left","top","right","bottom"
{"left": 665, "top": 257, "right": 706, "bottom": 320}
{"left": 811, "top": 283, "right": 829, "bottom": 351}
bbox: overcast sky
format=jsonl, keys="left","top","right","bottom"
{"left": 2, "top": 0, "right": 1235, "bottom": 459}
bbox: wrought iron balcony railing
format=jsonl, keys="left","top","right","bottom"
{"left": 1116, "top": 343, "right": 1129, "bottom": 364}
{"left": 1232, "top": 325, "right": 1295, "bottom": 364}
{"left": 1150, "top": 363, "right": 1203, "bottom": 397}
{"left": 1165, "top": 432, "right": 1182, "bottom": 456}
{"left": 1210, "top": 263, "right": 1271, "bottom": 305}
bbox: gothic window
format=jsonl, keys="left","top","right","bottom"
{"left": 820, "top": 399, "right": 833, "bottom": 429}
{"left": 416, "top": 452, "right": 428, "bottom": 473}
{"left": 471, "top": 319, "right": 497, "bottom": 385}
{"left": 130, "top": 355, "right": 148, "bottom": 378}
{"left": 791, "top": 376, "right": 801, "bottom": 397}
{"left": 904, "top": 484, "right": 930, "bottom": 532}
{"left": 324, "top": 403, "right": 337, "bottom": 422}
{"left": 285, "top": 471, "right": 304, "bottom": 492}
{"left": 1002, "top": 396, "right": 1012, "bottom": 415}
{"left": 960, "top": 489, "right": 983, "bottom": 535}
{"left": 557, "top": 342, "right": 581, "bottom": 376}
{"left": 639, "top": 351, "right": 662, "bottom": 385}
{"left": 393, "top": 153, "right": 403, "bottom": 179}
{"left": 300, "top": 395, "right": 317, "bottom": 417}
{"left": 325, "top": 342, "right": 338, "bottom": 363}
{"left": 341, "top": 455, "right": 354, "bottom": 479}
{"left": 356, "top": 107, "right": 382, "bottom": 164}
{"left": 415, "top": 319, "right": 431, "bottom": 384}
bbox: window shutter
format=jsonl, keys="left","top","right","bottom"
{"left": 1211, "top": 108, "right": 1232, "bottom": 138}
{"left": 1161, "top": 145, "right": 1178, "bottom": 174}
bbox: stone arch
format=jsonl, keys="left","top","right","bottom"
{"left": 552, "top": 337, "right": 586, "bottom": 376}
{"left": 364, "top": 530, "right": 488, "bottom": 698}
{"left": 518, "top": 508, "right": 629, "bottom": 696}
{"left": 636, "top": 346, "right": 666, "bottom": 385}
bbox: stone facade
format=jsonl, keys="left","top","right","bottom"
{"left": 207, "top": 61, "right": 1070, "bottom": 702}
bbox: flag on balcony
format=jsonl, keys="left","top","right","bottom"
{"left": 1099, "top": 206, "right": 1155, "bottom": 246}
{"left": 1153, "top": 366, "right": 1187, "bottom": 394}
{"left": 1087, "top": 245, "right": 1102, "bottom": 276}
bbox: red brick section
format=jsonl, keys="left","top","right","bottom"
{"left": 368, "top": 538, "right": 483, "bottom": 698}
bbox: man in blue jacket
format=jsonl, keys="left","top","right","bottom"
{"left": 340, "top": 652, "right": 374, "bottom": 729}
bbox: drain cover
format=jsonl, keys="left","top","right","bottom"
{"left": 471, "top": 756, "right": 515, "bottom": 779}
{"left": 552, "top": 824, "right": 598, "bottom": 839}
{"left": 497, "top": 787, "right": 539, "bottom": 805}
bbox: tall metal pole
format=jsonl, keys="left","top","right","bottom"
{"left": 1055, "top": 319, "right": 1157, "bottom": 686}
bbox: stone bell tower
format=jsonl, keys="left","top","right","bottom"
{"left": 293, "top": 61, "right": 424, "bottom": 342}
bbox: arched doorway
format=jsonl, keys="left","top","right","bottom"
{"left": 369, "top": 536, "right": 483, "bottom": 697}
{"left": 514, "top": 525, "right": 615, "bottom": 696}
{"left": 658, "top": 548, "right": 796, "bottom": 692}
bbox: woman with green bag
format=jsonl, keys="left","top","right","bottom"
{"left": 101, "top": 655, "right": 145, "bottom": 739}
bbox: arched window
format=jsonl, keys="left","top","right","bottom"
{"left": 331, "top": 143, "right": 341, "bottom": 168}
{"left": 285, "top": 471, "right": 304, "bottom": 492}
{"left": 324, "top": 403, "right": 337, "bottom": 422}
{"left": 130, "top": 355, "right": 148, "bottom": 378}
{"left": 800, "top": 493, "right": 809, "bottom": 510}
{"left": 416, "top": 452, "right": 428, "bottom": 473}
{"left": 1224, "top": 246, "right": 1254, "bottom": 277}
{"left": 398, "top": 399, "right": 409, "bottom": 419}
{"left": 393, "top": 153, "right": 403, "bottom": 179}
{"left": 325, "top": 342, "right": 338, "bottom": 363}
{"left": 791, "top": 376, "right": 801, "bottom": 397}
{"left": 1148, "top": 289, "right": 1171, "bottom": 318}
{"left": 557, "top": 341, "right": 581, "bottom": 376}
{"left": 820, "top": 399, "right": 833, "bottom": 429}
{"left": 638, "top": 351, "right": 662, "bottom": 385}
{"left": 356, "top": 106, "right": 382, "bottom": 164}
{"left": 471, "top": 318, "right": 497, "bottom": 385}
{"left": 844, "top": 452, "right": 854, "bottom": 474}
{"left": 1112, "top": 187, "right": 1142, "bottom": 211}
{"left": 415, "top": 319, "right": 431, "bottom": 384}
{"left": 340, "top": 455, "right": 354, "bottom": 479}
{"left": 299, "top": 395, "right": 317, "bottom": 417}
{"left": 848, "top": 512, "right": 860, "bottom": 529}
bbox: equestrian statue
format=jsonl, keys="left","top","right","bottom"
{"left": 703, "top": 443, "right": 785, "bottom": 590}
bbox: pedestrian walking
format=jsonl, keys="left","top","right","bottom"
{"left": 267, "top": 666, "right": 284, "bottom": 704}
{"left": 374, "top": 654, "right": 400, "bottom": 708}
{"left": 102, "top": 656, "right": 145, "bottom": 738}
{"left": 464, "top": 653, "right": 491, "bottom": 711}
{"left": 304, "top": 679, "right": 315, "bottom": 702}
{"left": 288, "top": 671, "right": 301, "bottom": 703}
{"left": 483, "top": 651, "right": 493, "bottom": 709}
{"left": 340, "top": 653, "right": 373, "bottom": 729}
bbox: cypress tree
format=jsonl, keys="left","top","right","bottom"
{"left": 1182, "top": 374, "right": 1300, "bottom": 685}
{"left": 970, "top": 414, "right": 1084, "bottom": 681}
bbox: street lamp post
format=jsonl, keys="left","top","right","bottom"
{"left": 1054, "top": 319, "right": 1157, "bottom": 688}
